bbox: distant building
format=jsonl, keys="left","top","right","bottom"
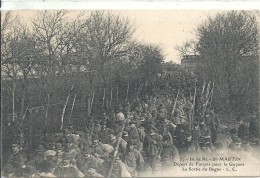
{"left": 180, "top": 55, "right": 202, "bottom": 70}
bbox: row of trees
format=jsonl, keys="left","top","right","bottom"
{"left": 1, "top": 11, "right": 164, "bottom": 122}
{"left": 177, "top": 11, "right": 259, "bottom": 119}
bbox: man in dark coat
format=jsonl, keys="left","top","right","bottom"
{"left": 8, "top": 143, "right": 27, "bottom": 169}
{"left": 143, "top": 126, "right": 163, "bottom": 173}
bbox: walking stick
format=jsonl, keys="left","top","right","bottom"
{"left": 69, "top": 94, "right": 77, "bottom": 125}
{"left": 18, "top": 105, "right": 29, "bottom": 130}
{"left": 110, "top": 85, "right": 113, "bottom": 107}
{"left": 172, "top": 89, "right": 180, "bottom": 115}
{"left": 102, "top": 88, "right": 106, "bottom": 111}
{"left": 201, "top": 80, "right": 206, "bottom": 100}
{"left": 116, "top": 85, "right": 119, "bottom": 103}
{"left": 208, "top": 81, "right": 215, "bottom": 109}
{"left": 60, "top": 85, "right": 74, "bottom": 130}
{"left": 125, "top": 83, "right": 129, "bottom": 102}
{"left": 90, "top": 91, "right": 95, "bottom": 113}
{"left": 107, "top": 120, "right": 126, "bottom": 177}
{"left": 191, "top": 81, "right": 197, "bottom": 131}
{"left": 202, "top": 81, "right": 211, "bottom": 116}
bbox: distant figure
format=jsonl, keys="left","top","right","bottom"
{"left": 237, "top": 118, "right": 249, "bottom": 142}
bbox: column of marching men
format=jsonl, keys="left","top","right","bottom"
{"left": 3, "top": 92, "right": 257, "bottom": 177}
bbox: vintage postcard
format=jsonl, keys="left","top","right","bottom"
{"left": 1, "top": 1, "right": 260, "bottom": 177}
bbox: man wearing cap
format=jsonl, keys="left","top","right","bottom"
{"left": 54, "top": 152, "right": 83, "bottom": 177}
{"left": 9, "top": 143, "right": 27, "bottom": 169}
{"left": 122, "top": 140, "right": 145, "bottom": 177}
{"left": 99, "top": 121, "right": 114, "bottom": 144}
{"left": 143, "top": 126, "right": 163, "bottom": 173}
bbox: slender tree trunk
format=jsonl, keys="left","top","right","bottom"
{"left": 20, "top": 78, "right": 28, "bottom": 117}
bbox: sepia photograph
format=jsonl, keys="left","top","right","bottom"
{"left": 1, "top": 9, "right": 260, "bottom": 177}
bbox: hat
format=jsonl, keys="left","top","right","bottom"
{"left": 62, "top": 152, "right": 71, "bottom": 160}
{"left": 233, "top": 137, "right": 242, "bottom": 144}
{"left": 75, "top": 131, "right": 85, "bottom": 136}
{"left": 100, "top": 121, "right": 107, "bottom": 126}
{"left": 12, "top": 143, "right": 19, "bottom": 148}
{"left": 44, "top": 150, "right": 56, "bottom": 158}
{"left": 127, "top": 140, "right": 136, "bottom": 146}
{"left": 55, "top": 143, "right": 63, "bottom": 150}
{"left": 129, "top": 120, "right": 137, "bottom": 125}
{"left": 92, "top": 134, "right": 99, "bottom": 141}
{"left": 123, "top": 131, "right": 128, "bottom": 137}
{"left": 228, "top": 143, "right": 240, "bottom": 150}
{"left": 36, "top": 145, "right": 45, "bottom": 152}
{"left": 82, "top": 146, "right": 92, "bottom": 154}
{"left": 140, "top": 117, "right": 145, "bottom": 122}
{"left": 116, "top": 112, "right": 125, "bottom": 121}
{"left": 147, "top": 125, "right": 156, "bottom": 132}
{"left": 110, "top": 134, "right": 116, "bottom": 141}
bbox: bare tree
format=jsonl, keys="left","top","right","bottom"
{"left": 81, "top": 11, "right": 135, "bottom": 86}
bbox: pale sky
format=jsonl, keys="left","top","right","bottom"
{"left": 11, "top": 10, "right": 222, "bottom": 63}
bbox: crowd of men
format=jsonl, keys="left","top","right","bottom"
{"left": 3, "top": 91, "right": 259, "bottom": 177}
